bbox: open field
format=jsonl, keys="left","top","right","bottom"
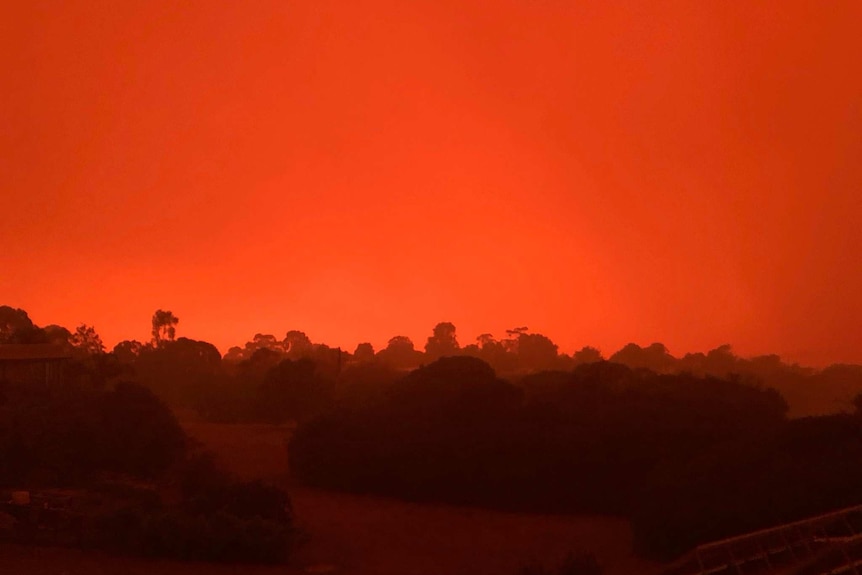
{"left": 0, "top": 543, "right": 299, "bottom": 575}
{"left": 0, "top": 416, "right": 661, "bottom": 574}
{"left": 181, "top": 418, "right": 662, "bottom": 575}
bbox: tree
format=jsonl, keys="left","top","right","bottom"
{"left": 283, "top": 330, "right": 313, "bottom": 359}
{"left": 151, "top": 310, "right": 179, "bottom": 347}
{"left": 475, "top": 333, "right": 517, "bottom": 374}
{"left": 134, "top": 337, "right": 222, "bottom": 405}
{"left": 223, "top": 334, "right": 285, "bottom": 363}
{"left": 504, "top": 326, "right": 530, "bottom": 351}
{"left": 43, "top": 324, "right": 73, "bottom": 347}
{"left": 609, "top": 342, "right": 676, "bottom": 373}
{"left": 516, "top": 332, "right": 560, "bottom": 371}
{"left": 678, "top": 352, "right": 708, "bottom": 375}
{"left": 377, "top": 335, "right": 422, "bottom": 369}
{"left": 237, "top": 347, "right": 283, "bottom": 382}
{"left": 113, "top": 340, "right": 144, "bottom": 364}
{"left": 424, "top": 321, "right": 460, "bottom": 360}
{"left": 224, "top": 346, "right": 245, "bottom": 363}
{"left": 0, "top": 305, "right": 46, "bottom": 344}
{"left": 572, "top": 346, "right": 603, "bottom": 365}
{"left": 391, "top": 356, "right": 522, "bottom": 416}
{"left": 70, "top": 324, "right": 105, "bottom": 356}
{"left": 255, "top": 358, "right": 332, "bottom": 423}
{"left": 353, "top": 342, "right": 375, "bottom": 363}
{"left": 704, "top": 344, "right": 739, "bottom": 375}
{"left": 386, "top": 335, "right": 414, "bottom": 350}
{"left": 99, "top": 382, "right": 186, "bottom": 477}
{"left": 252, "top": 333, "right": 283, "bottom": 352}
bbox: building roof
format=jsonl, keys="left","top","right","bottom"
{"left": 0, "top": 344, "right": 71, "bottom": 361}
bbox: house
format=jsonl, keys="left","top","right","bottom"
{"left": 0, "top": 344, "right": 70, "bottom": 385}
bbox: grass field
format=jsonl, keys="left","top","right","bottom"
{"left": 0, "top": 416, "right": 661, "bottom": 574}
{"left": 181, "top": 418, "right": 662, "bottom": 575}
{"left": 0, "top": 543, "right": 298, "bottom": 575}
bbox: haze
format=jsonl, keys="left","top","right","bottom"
{"left": 2, "top": 1, "right": 860, "bottom": 365}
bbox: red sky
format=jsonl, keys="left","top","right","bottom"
{"left": 2, "top": 1, "right": 861, "bottom": 366}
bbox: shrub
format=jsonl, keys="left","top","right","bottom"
{"left": 98, "top": 382, "right": 186, "bottom": 477}
{"left": 95, "top": 505, "right": 295, "bottom": 564}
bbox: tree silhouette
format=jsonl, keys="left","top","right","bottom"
{"left": 43, "top": 324, "right": 73, "bottom": 347}
{"left": 609, "top": 342, "right": 675, "bottom": 372}
{"left": 572, "top": 346, "right": 603, "bottom": 365}
{"left": 224, "top": 333, "right": 285, "bottom": 363}
{"left": 255, "top": 358, "right": 332, "bottom": 423}
{"left": 472, "top": 333, "right": 517, "bottom": 373}
{"left": 0, "top": 305, "right": 47, "bottom": 344}
{"left": 283, "top": 330, "right": 313, "bottom": 359}
{"left": 424, "top": 321, "right": 460, "bottom": 360}
{"left": 503, "top": 326, "right": 530, "bottom": 354}
{"left": 377, "top": 335, "right": 422, "bottom": 369}
{"left": 252, "top": 333, "right": 283, "bottom": 352}
{"left": 69, "top": 324, "right": 105, "bottom": 356}
{"left": 151, "top": 309, "right": 179, "bottom": 347}
{"left": 476, "top": 333, "right": 496, "bottom": 348}
{"left": 353, "top": 342, "right": 375, "bottom": 362}
{"left": 705, "top": 344, "right": 739, "bottom": 375}
{"left": 516, "top": 332, "right": 559, "bottom": 371}
{"left": 113, "top": 340, "right": 144, "bottom": 363}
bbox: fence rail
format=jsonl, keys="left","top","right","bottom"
{"left": 661, "top": 504, "right": 862, "bottom": 575}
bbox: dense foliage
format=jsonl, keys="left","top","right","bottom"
{"left": 5, "top": 304, "right": 862, "bottom": 562}
{"left": 290, "top": 359, "right": 786, "bottom": 512}
{"left": 290, "top": 356, "right": 862, "bottom": 559}
{"left": 0, "top": 379, "right": 185, "bottom": 486}
{"left": 95, "top": 464, "right": 297, "bottom": 564}
{"left": 0, "top": 343, "right": 297, "bottom": 564}
{"left": 633, "top": 413, "right": 862, "bottom": 557}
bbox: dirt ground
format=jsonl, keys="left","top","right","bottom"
{"left": 0, "top": 418, "right": 662, "bottom": 575}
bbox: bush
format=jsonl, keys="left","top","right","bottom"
{"left": 136, "top": 509, "right": 293, "bottom": 563}
{"left": 95, "top": 484, "right": 296, "bottom": 564}
{"left": 185, "top": 479, "right": 293, "bottom": 524}
{"left": 632, "top": 414, "right": 862, "bottom": 559}
{"left": 290, "top": 360, "right": 787, "bottom": 515}
{"left": 174, "top": 450, "right": 293, "bottom": 525}
{"left": 98, "top": 382, "right": 186, "bottom": 477}
{"left": 0, "top": 380, "right": 186, "bottom": 485}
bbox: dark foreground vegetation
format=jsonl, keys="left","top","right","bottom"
{"left": 291, "top": 356, "right": 862, "bottom": 559}
{"left": 518, "top": 551, "right": 603, "bottom": 575}
{"left": 0, "top": 345, "right": 297, "bottom": 563}
{"left": 3, "top": 304, "right": 862, "bottom": 563}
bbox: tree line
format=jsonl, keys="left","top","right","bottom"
{"left": 0, "top": 306, "right": 298, "bottom": 563}
{"left": 4, "top": 304, "right": 862, "bottom": 561}
{"left": 3, "top": 305, "right": 858, "bottom": 418}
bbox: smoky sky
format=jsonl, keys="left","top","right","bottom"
{"left": 2, "top": 1, "right": 860, "bottom": 365}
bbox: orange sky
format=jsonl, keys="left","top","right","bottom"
{"left": 2, "top": 1, "right": 861, "bottom": 366}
